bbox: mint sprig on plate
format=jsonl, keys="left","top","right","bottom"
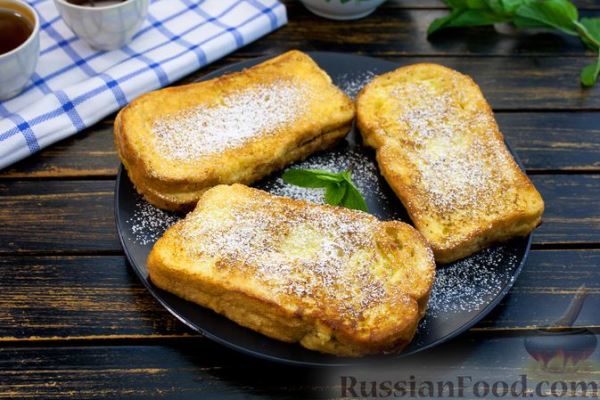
{"left": 282, "top": 168, "right": 369, "bottom": 212}
{"left": 427, "top": 0, "right": 600, "bottom": 87}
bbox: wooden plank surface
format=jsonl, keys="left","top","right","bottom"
{"left": 0, "top": 250, "right": 596, "bottom": 341}
{"left": 0, "top": 121, "right": 117, "bottom": 179}
{"left": 169, "top": 56, "right": 600, "bottom": 110}
{"left": 338, "top": 57, "right": 600, "bottom": 110}
{"left": 2, "top": 331, "right": 599, "bottom": 399}
{"left": 477, "top": 250, "right": 600, "bottom": 330}
{"left": 0, "top": 256, "right": 187, "bottom": 340}
{"left": 531, "top": 175, "right": 600, "bottom": 246}
{"left": 261, "top": 4, "right": 600, "bottom": 56}
{"left": 0, "top": 175, "right": 598, "bottom": 253}
{"left": 0, "top": 181, "right": 119, "bottom": 253}
{"left": 2, "top": 112, "right": 598, "bottom": 179}
{"left": 495, "top": 113, "right": 600, "bottom": 172}
{"left": 1, "top": 2, "right": 598, "bottom": 397}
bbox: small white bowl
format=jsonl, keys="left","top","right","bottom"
{"left": 53, "top": 0, "right": 149, "bottom": 51}
{"left": 0, "top": 0, "right": 40, "bottom": 100}
{"left": 299, "top": 0, "right": 386, "bottom": 20}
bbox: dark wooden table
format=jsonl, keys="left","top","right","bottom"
{"left": 1, "top": 1, "right": 599, "bottom": 398}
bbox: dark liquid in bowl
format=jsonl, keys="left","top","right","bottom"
{"left": 0, "top": 8, "right": 32, "bottom": 55}
{"left": 66, "top": 0, "right": 127, "bottom": 6}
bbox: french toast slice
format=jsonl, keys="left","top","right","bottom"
{"left": 148, "top": 184, "right": 435, "bottom": 356}
{"left": 356, "top": 64, "right": 544, "bottom": 263}
{"left": 115, "top": 50, "right": 354, "bottom": 211}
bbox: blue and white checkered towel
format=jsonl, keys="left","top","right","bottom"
{"left": 0, "top": 0, "right": 287, "bottom": 169}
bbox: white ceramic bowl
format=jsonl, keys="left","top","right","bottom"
{"left": 0, "top": 0, "right": 40, "bottom": 100}
{"left": 53, "top": 0, "right": 149, "bottom": 50}
{"left": 299, "top": 0, "right": 386, "bottom": 20}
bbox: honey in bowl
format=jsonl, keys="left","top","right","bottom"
{"left": 0, "top": 7, "right": 33, "bottom": 55}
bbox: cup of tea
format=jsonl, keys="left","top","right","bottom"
{"left": 53, "top": 0, "right": 149, "bottom": 51}
{"left": 0, "top": 0, "right": 40, "bottom": 100}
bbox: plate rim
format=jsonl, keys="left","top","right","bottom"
{"left": 114, "top": 51, "right": 533, "bottom": 367}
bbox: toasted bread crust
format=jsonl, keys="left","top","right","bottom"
{"left": 148, "top": 184, "right": 435, "bottom": 356}
{"left": 356, "top": 64, "right": 544, "bottom": 263}
{"left": 115, "top": 51, "right": 354, "bottom": 211}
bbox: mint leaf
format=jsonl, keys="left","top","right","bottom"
{"left": 487, "top": 0, "right": 511, "bottom": 15}
{"left": 428, "top": 2, "right": 512, "bottom": 35}
{"left": 282, "top": 168, "right": 368, "bottom": 212}
{"left": 428, "top": 0, "right": 600, "bottom": 87}
{"left": 490, "top": 0, "right": 532, "bottom": 14}
{"left": 341, "top": 170, "right": 352, "bottom": 182}
{"left": 578, "top": 17, "right": 600, "bottom": 49}
{"left": 446, "top": 0, "right": 487, "bottom": 8}
{"left": 305, "top": 169, "right": 346, "bottom": 183}
{"left": 282, "top": 169, "right": 328, "bottom": 188}
{"left": 444, "top": 9, "right": 509, "bottom": 27}
{"left": 572, "top": 18, "right": 600, "bottom": 87}
{"left": 324, "top": 183, "right": 347, "bottom": 206}
{"left": 581, "top": 17, "right": 600, "bottom": 40}
{"left": 515, "top": 0, "right": 578, "bottom": 36}
{"left": 341, "top": 181, "right": 369, "bottom": 212}
{"left": 581, "top": 53, "right": 600, "bottom": 87}
{"left": 282, "top": 169, "right": 343, "bottom": 188}
{"left": 340, "top": 170, "right": 368, "bottom": 211}
{"left": 429, "top": 10, "right": 506, "bottom": 35}
{"left": 428, "top": 11, "right": 463, "bottom": 35}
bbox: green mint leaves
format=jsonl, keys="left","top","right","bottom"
{"left": 515, "top": 0, "right": 579, "bottom": 35}
{"left": 428, "top": 0, "right": 600, "bottom": 87}
{"left": 580, "top": 53, "right": 600, "bottom": 87}
{"left": 578, "top": 18, "right": 600, "bottom": 86}
{"left": 282, "top": 169, "right": 369, "bottom": 212}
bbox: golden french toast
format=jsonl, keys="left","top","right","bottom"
{"left": 356, "top": 64, "right": 544, "bottom": 263}
{"left": 115, "top": 50, "right": 354, "bottom": 211}
{"left": 148, "top": 184, "right": 435, "bottom": 356}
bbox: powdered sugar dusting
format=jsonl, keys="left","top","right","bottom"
{"left": 267, "top": 180, "right": 326, "bottom": 204}
{"left": 119, "top": 63, "right": 530, "bottom": 343}
{"left": 127, "top": 190, "right": 521, "bottom": 320}
{"left": 152, "top": 81, "right": 308, "bottom": 160}
{"left": 262, "top": 145, "right": 404, "bottom": 220}
{"left": 427, "top": 246, "right": 518, "bottom": 317}
{"left": 417, "top": 136, "right": 494, "bottom": 210}
{"left": 178, "top": 192, "right": 393, "bottom": 319}
{"left": 128, "top": 199, "right": 179, "bottom": 245}
{"left": 392, "top": 81, "right": 515, "bottom": 211}
{"left": 336, "top": 70, "right": 376, "bottom": 98}
{"left": 266, "top": 147, "right": 382, "bottom": 202}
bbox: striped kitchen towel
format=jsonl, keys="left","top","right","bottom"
{"left": 0, "top": 0, "right": 287, "bottom": 169}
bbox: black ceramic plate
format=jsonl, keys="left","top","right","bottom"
{"left": 115, "top": 52, "right": 532, "bottom": 367}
